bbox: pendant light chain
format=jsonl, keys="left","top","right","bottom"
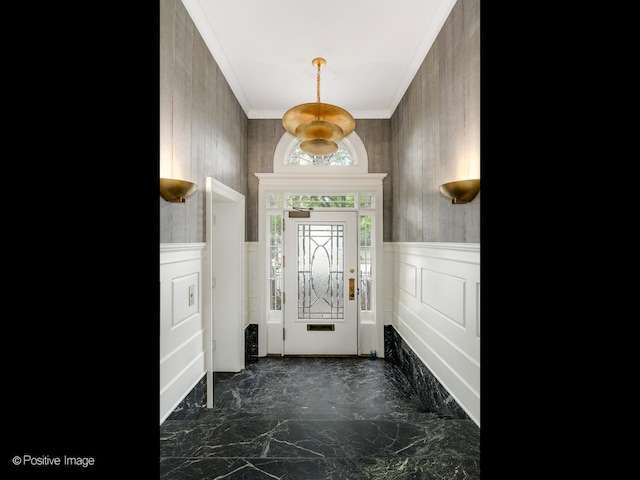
{"left": 316, "top": 61, "right": 322, "bottom": 103}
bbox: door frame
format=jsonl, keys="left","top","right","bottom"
{"left": 255, "top": 172, "right": 387, "bottom": 358}
{"left": 204, "top": 177, "right": 245, "bottom": 408}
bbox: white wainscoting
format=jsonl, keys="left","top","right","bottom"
{"left": 391, "top": 242, "right": 480, "bottom": 426}
{"left": 160, "top": 243, "right": 207, "bottom": 424}
{"left": 246, "top": 242, "right": 260, "bottom": 328}
{"left": 383, "top": 243, "right": 394, "bottom": 325}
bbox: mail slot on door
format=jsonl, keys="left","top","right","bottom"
{"left": 307, "top": 324, "right": 335, "bottom": 331}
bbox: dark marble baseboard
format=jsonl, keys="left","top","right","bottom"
{"left": 245, "top": 323, "right": 258, "bottom": 365}
{"left": 384, "top": 324, "right": 470, "bottom": 420}
{"left": 165, "top": 373, "right": 207, "bottom": 421}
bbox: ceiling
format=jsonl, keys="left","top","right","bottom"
{"left": 180, "top": 0, "right": 458, "bottom": 119}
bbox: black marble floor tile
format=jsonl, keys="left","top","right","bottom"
{"left": 160, "top": 357, "right": 480, "bottom": 479}
{"left": 160, "top": 456, "right": 479, "bottom": 480}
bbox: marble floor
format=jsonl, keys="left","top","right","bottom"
{"left": 160, "top": 357, "right": 480, "bottom": 479}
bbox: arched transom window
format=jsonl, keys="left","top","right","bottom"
{"left": 286, "top": 138, "right": 354, "bottom": 166}
{"left": 273, "top": 131, "right": 368, "bottom": 173}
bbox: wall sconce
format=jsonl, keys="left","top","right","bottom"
{"left": 439, "top": 179, "right": 480, "bottom": 204}
{"left": 160, "top": 178, "right": 198, "bottom": 203}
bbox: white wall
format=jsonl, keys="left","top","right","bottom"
{"left": 391, "top": 242, "right": 480, "bottom": 426}
{"left": 246, "top": 242, "right": 260, "bottom": 327}
{"left": 160, "top": 243, "right": 207, "bottom": 424}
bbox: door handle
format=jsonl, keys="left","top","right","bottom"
{"left": 349, "top": 278, "right": 355, "bottom": 300}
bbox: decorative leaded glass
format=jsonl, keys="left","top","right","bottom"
{"left": 268, "top": 193, "right": 283, "bottom": 208}
{"left": 297, "top": 224, "right": 344, "bottom": 319}
{"left": 359, "top": 194, "right": 375, "bottom": 209}
{"left": 359, "top": 215, "right": 372, "bottom": 311}
{"left": 286, "top": 138, "right": 354, "bottom": 166}
{"left": 287, "top": 195, "right": 355, "bottom": 209}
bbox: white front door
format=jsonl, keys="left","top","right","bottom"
{"left": 283, "top": 211, "right": 358, "bottom": 355}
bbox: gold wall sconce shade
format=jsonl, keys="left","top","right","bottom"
{"left": 160, "top": 178, "right": 198, "bottom": 203}
{"left": 439, "top": 179, "right": 480, "bottom": 204}
{"left": 282, "top": 57, "right": 355, "bottom": 156}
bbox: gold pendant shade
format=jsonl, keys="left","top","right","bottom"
{"left": 282, "top": 58, "right": 355, "bottom": 155}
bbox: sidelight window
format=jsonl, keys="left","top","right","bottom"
{"left": 269, "top": 214, "right": 283, "bottom": 311}
{"left": 359, "top": 214, "right": 373, "bottom": 312}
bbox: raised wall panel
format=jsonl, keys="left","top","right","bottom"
{"left": 420, "top": 268, "right": 465, "bottom": 326}
{"left": 171, "top": 272, "right": 200, "bottom": 327}
{"left": 161, "top": 259, "right": 203, "bottom": 354}
{"left": 398, "top": 262, "right": 417, "bottom": 297}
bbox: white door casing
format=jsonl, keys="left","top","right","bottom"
{"left": 256, "top": 173, "right": 386, "bottom": 358}
{"left": 204, "top": 177, "right": 245, "bottom": 408}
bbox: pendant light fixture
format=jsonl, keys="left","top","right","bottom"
{"left": 282, "top": 57, "right": 355, "bottom": 156}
